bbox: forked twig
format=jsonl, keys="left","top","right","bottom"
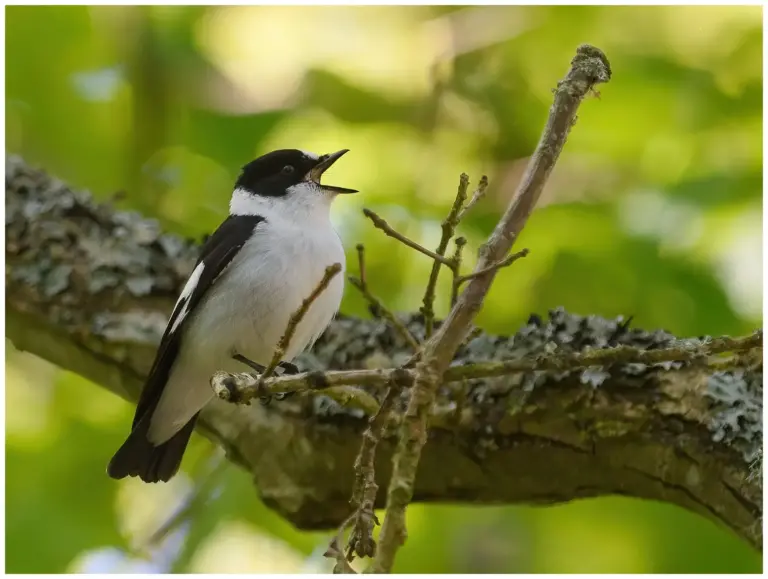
{"left": 421, "top": 174, "right": 470, "bottom": 338}
{"left": 456, "top": 175, "right": 489, "bottom": 222}
{"left": 449, "top": 236, "right": 467, "bottom": 307}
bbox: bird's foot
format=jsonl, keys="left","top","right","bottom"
{"left": 278, "top": 361, "right": 300, "bottom": 375}
{"left": 260, "top": 361, "right": 300, "bottom": 404}
{"left": 232, "top": 353, "right": 266, "bottom": 373}
{"left": 231, "top": 352, "right": 300, "bottom": 405}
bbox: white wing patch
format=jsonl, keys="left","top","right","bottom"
{"left": 169, "top": 261, "right": 205, "bottom": 334}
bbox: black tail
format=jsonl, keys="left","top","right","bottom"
{"left": 107, "top": 413, "right": 199, "bottom": 483}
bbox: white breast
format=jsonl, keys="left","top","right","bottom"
{"left": 184, "top": 215, "right": 345, "bottom": 369}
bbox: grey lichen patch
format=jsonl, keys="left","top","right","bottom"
{"left": 453, "top": 308, "right": 681, "bottom": 424}
{"left": 42, "top": 264, "right": 73, "bottom": 297}
{"left": 581, "top": 366, "right": 610, "bottom": 388}
{"left": 300, "top": 307, "right": 746, "bottom": 447}
{"left": 92, "top": 311, "right": 167, "bottom": 345}
{"left": 299, "top": 314, "right": 417, "bottom": 372}
{"left": 706, "top": 368, "right": 762, "bottom": 464}
{"left": 6, "top": 155, "right": 201, "bottom": 343}
{"left": 80, "top": 236, "right": 156, "bottom": 272}
{"left": 747, "top": 448, "right": 762, "bottom": 487}
{"left": 10, "top": 260, "right": 48, "bottom": 286}
{"left": 158, "top": 233, "right": 187, "bottom": 259}
{"left": 113, "top": 210, "right": 161, "bottom": 245}
{"left": 126, "top": 275, "right": 155, "bottom": 296}
{"left": 87, "top": 269, "right": 121, "bottom": 293}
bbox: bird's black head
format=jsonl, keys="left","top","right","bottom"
{"left": 235, "top": 149, "right": 357, "bottom": 198}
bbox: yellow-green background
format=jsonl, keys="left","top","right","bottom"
{"left": 5, "top": 5, "right": 762, "bottom": 573}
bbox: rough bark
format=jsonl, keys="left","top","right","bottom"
{"left": 5, "top": 155, "right": 762, "bottom": 550}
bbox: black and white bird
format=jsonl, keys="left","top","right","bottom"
{"left": 107, "top": 149, "right": 357, "bottom": 483}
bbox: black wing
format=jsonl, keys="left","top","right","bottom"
{"left": 131, "top": 214, "right": 265, "bottom": 428}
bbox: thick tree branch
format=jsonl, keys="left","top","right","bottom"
{"left": 5, "top": 152, "right": 761, "bottom": 554}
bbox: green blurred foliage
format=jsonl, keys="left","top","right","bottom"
{"left": 5, "top": 5, "right": 762, "bottom": 573}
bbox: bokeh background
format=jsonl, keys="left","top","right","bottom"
{"left": 5, "top": 4, "right": 762, "bottom": 574}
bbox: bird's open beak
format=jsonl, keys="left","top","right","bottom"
{"left": 308, "top": 149, "right": 358, "bottom": 194}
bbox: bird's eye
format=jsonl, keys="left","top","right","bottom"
{"left": 281, "top": 165, "right": 295, "bottom": 175}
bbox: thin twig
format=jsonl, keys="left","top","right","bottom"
{"left": 211, "top": 330, "right": 761, "bottom": 405}
{"left": 454, "top": 248, "right": 529, "bottom": 289}
{"left": 356, "top": 244, "right": 367, "bottom": 288}
{"left": 348, "top": 276, "right": 420, "bottom": 352}
{"left": 362, "top": 208, "right": 454, "bottom": 267}
{"left": 319, "top": 385, "right": 381, "bottom": 416}
{"left": 353, "top": 243, "right": 375, "bottom": 317}
{"left": 213, "top": 366, "right": 407, "bottom": 404}
{"left": 461, "top": 326, "right": 483, "bottom": 348}
{"left": 324, "top": 513, "right": 358, "bottom": 574}
{"left": 371, "top": 44, "right": 613, "bottom": 573}
{"left": 259, "top": 263, "right": 342, "bottom": 383}
{"left": 421, "top": 175, "right": 470, "bottom": 338}
{"left": 345, "top": 369, "right": 410, "bottom": 562}
{"left": 449, "top": 237, "right": 467, "bottom": 307}
{"left": 456, "top": 175, "right": 489, "bottom": 222}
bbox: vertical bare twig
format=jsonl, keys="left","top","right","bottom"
{"left": 344, "top": 369, "right": 412, "bottom": 562}
{"left": 449, "top": 236, "right": 467, "bottom": 307}
{"left": 456, "top": 176, "right": 489, "bottom": 222}
{"left": 420, "top": 174, "right": 470, "bottom": 338}
{"left": 370, "top": 44, "right": 612, "bottom": 573}
{"left": 356, "top": 244, "right": 367, "bottom": 288}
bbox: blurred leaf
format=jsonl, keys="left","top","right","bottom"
{"left": 301, "top": 69, "right": 419, "bottom": 125}
{"left": 668, "top": 170, "right": 762, "bottom": 208}
{"left": 6, "top": 371, "right": 125, "bottom": 573}
{"left": 183, "top": 108, "right": 287, "bottom": 169}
